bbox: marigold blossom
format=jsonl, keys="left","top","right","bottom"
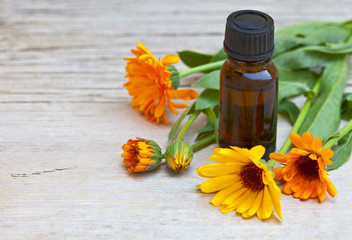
{"left": 270, "top": 132, "right": 337, "bottom": 202}
{"left": 122, "top": 138, "right": 162, "bottom": 172}
{"left": 124, "top": 42, "right": 199, "bottom": 124}
{"left": 165, "top": 140, "right": 193, "bottom": 173}
{"left": 197, "top": 145, "right": 282, "bottom": 220}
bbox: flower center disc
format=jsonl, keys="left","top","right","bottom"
{"left": 239, "top": 163, "right": 264, "bottom": 192}
{"left": 297, "top": 155, "right": 319, "bottom": 180}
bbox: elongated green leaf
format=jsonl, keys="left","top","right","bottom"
{"left": 278, "top": 98, "right": 300, "bottom": 125}
{"left": 276, "top": 21, "right": 337, "bottom": 38}
{"left": 211, "top": 48, "right": 227, "bottom": 62}
{"left": 343, "top": 20, "right": 352, "bottom": 30}
{"left": 341, "top": 93, "right": 352, "bottom": 120}
{"left": 328, "top": 131, "right": 352, "bottom": 171}
{"left": 168, "top": 102, "right": 195, "bottom": 141}
{"left": 203, "top": 108, "right": 219, "bottom": 144}
{"left": 278, "top": 67, "right": 318, "bottom": 103}
{"left": 273, "top": 47, "right": 344, "bottom": 69}
{"left": 192, "top": 70, "right": 220, "bottom": 90}
{"left": 195, "top": 120, "right": 214, "bottom": 141}
{"left": 213, "top": 105, "right": 219, "bottom": 118}
{"left": 298, "top": 56, "right": 350, "bottom": 140}
{"left": 274, "top": 23, "right": 351, "bottom": 57}
{"left": 305, "top": 25, "right": 350, "bottom": 44}
{"left": 195, "top": 89, "right": 219, "bottom": 110}
{"left": 177, "top": 50, "right": 213, "bottom": 68}
{"left": 274, "top": 37, "right": 307, "bottom": 57}
{"left": 197, "top": 120, "right": 215, "bottom": 134}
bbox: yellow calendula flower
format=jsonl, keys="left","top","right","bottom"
{"left": 197, "top": 146, "right": 282, "bottom": 220}
{"left": 270, "top": 132, "right": 337, "bottom": 202}
{"left": 124, "top": 42, "right": 199, "bottom": 124}
{"left": 165, "top": 140, "right": 193, "bottom": 173}
{"left": 121, "top": 138, "right": 162, "bottom": 172}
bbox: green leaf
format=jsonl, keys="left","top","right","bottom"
{"left": 274, "top": 37, "right": 307, "bottom": 57}
{"left": 274, "top": 23, "right": 351, "bottom": 58}
{"left": 195, "top": 89, "right": 219, "bottom": 110}
{"left": 213, "top": 104, "right": 219, "bottom": 118}
{"left": 177, "top": 50, "right": 213, "bottom": 68}
{"left": 298, "top": 56, "right": 350, "bottom": 140}
{"left": 195, "top": 120, "right": 215, "bottom": 141}
{"left": 203, "top": 108, "right": 219, "bottom": 144}
{"left": 278, "top": 67, "right": 318, "bottom": 103}
{"left": 197, "top": 120, "right": 215, "bottom": 134}
{"left": 343, "top": 19, "right": 352, "bottom": 30}
{"left": 273, "top": 47, "right": 344, "bottom": 70}
{"left": 305, "top": 25, "right": 351, "bottom": 44}
{"left": 192, "top": 70, "right": 220, "bottom": 90}
{"left": 328, "top": 131, "right": 352, "bottom": 171}
{"left": 167, "top": 65, "right": 180, "bottom": 89}
{"left": 275, "top": 21, "right": 338, "bottom": 38}
{"left": 168, "top": 102, "right": 195, "bottom": 141}
{"left": 278, "top": 98, "right": 300, "bottom": 125}
{"left": 211, "top": 48, "right": 227, "bottom": 62}
{"left": 341, "top": 93, "right": 352, "bottom": 120}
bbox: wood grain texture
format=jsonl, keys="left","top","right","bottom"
{"left": 0, "top": 0, "right": 351, "bottom": 239}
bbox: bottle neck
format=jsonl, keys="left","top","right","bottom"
{"left": 227, "top": 56, "right": 272, "bottom": 72}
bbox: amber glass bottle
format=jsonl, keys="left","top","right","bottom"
{"left": 219, "top": 10, "right": 278, "bottom": 160}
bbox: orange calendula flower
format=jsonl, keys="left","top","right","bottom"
{"left": 270, "top": 132, "right": 337, "bottom": 202}
{"left": 197, "top": 146, "right": 282, "bottom": 220}
{"left": 122, "top": 138, "right": 162, "bottom": 172}
{"left": 124, "top": 42, "right": 199, "bottom": 124}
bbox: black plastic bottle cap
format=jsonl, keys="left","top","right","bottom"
{"left": 224, "top": 10, "right": 274, "bottom": 62}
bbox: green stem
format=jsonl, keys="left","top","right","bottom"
{"left": 323, "top": 119, "right": 352, "bottom": 148}
{"left": 179, "top": 60, "right": 224, "bottom": 78}
{"left": 280, "top": 76, "right": 322, "bottom": 154}
{"left": 176, "top": 110, "right": 201, "bottom": 141}
{"left": 268, "top": 76, "right": 322, "bottom": 168}
{"left": 192, "top": 135, "right": 216, "bottom": 152}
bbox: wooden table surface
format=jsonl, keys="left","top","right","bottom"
{"left": 1, "top": 0, "right": 352, "bottom": 239}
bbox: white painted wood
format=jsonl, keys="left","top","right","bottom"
{"left": 0, "top": 0, "right": 351, "bottom": 239}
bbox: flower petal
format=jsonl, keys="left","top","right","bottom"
{"left": 172, "top": 89, "right": 199, "bottom": 100}
{"left": 245, "top": 190, "right": 263, "bottom": 218}
{"left": 257, "top": 186, "right": 273, "bottom": 220}
{"left": 236, "top": 191, "right": 258, "bottom": 214}
{"left": 210, "top": 183, "right": 243, "bottom": 207}
{"left": 197, "top": 164, "right": 242, "bottom": 178}
{"left": 312, "top": 137, "right": 323, "bottom": 153}
{"left": 302, "top": 132, "right": 314, "bottom": 148}
{"left": 161, "top": 54, "right": 180, "bottom": 65}
{"left": 273, "top": 167, "right": 284, "bottom": 180}
{"left": 325, "top": 178, "right": 337, "bottom": 197}
{"left": 198, "top": 174, "right": 240, "bottom": 193}
{"left": 290, "top": 133, "right": 306, "bottom": 149}
{"left": 321, "top": 148, "right": 334, "bottom": 165}
{"left": 249, "top": 145, "right": 265, "bottom": 161}
{"left": 268, "top": 184, "right": 283, "bottom": 219}
{"left": 154, "top": 97, "right": 166, "bottom": 118}
{"left": 269, "top": 152, "right": 286, "bottom": 163}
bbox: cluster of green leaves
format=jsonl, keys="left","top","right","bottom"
{"left": 170, "top": 20, "right": 352, "bottom": 169}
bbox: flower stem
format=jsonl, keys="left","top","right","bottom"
{"left": 176, "top": 110, "right": 201, "bottom": 141}
{"left": 268, "top": 76, "right": 322, "bottom": 168}
{"left": 178, "top": 60, "right": 224, "bottom": 78}
{"left": 278, "top": 75, "right": 322, "bottom": 155}
{"left": 192, "top": 135, "right": 216, "bottom": 152}
{"left": 323, "top": 119, "right": 352, "bottom": 149}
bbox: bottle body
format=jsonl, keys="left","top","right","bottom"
{"left": 219, "top": 57, "right": 278, "bottom": 160}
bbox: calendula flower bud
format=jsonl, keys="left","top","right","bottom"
{"left": 165, "top": 140, "right": 193, "bottom": 173}
{"left": 122, "top": 138, "right": 162, "bottom": 172}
